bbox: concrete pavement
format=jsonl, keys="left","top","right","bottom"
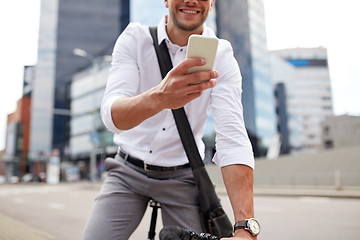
{"left": 1, "top": 181, "right": 360, "bottom": 240}
{"left": 0, "top": 212, "right": 57, "bottom": 240}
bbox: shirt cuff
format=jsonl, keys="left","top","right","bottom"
{"left": 213, "top": 149, "right": 255, "bottom": 169}
{"left": 101, "top": 96, "right": 123, "bottom": 134}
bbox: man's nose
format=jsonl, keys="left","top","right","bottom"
{"left": 184, "top": 0, "right": 198, "bottom": 5}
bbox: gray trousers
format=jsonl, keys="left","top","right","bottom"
{"left": 82, "top": 154, "right": 202, "bottom": 240}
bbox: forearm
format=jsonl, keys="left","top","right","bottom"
{"left": 110, "top": 57, "right": 217, "bottom": 130}
{"left": 111, "top": 87, "right": 163, "bottom": 130}
{"left": 221, "top": 164, "right": 256, "bottom": 239}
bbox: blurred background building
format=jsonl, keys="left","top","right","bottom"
{"left": 271, "top": 47, "right": 333, "bottom": 154}
{"left": 0, "top": 66, "right": 34, "bottom": 182}
{"left": 216, "top": 0, "right": 276, "bottom": 157}
{"left": 28, "top": 0, "right": 130, "bottom": 178}
{"left": 69, "top": 56, "right": 114, "bottom": 180}
{"left": 271, "top": 54, "right": 304, "bottom": 155}
{"left": 322, "top": 115, "right": 360, "bottom": 149}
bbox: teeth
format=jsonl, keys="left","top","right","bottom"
{"left": 182, "top": 10, "right": 197, "bottom": 14}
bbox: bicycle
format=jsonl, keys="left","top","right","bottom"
{"left": 159, "top": 226, "right": 218, "bottom": 240}
{"left": 147, "top": 199, "right": 218, "bottom": 240}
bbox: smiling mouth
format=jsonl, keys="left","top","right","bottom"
{"left": 180, "top": 9, "right": 200, "bottom": 14}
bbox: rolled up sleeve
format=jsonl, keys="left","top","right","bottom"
{"left": 211, "top": 41, "right": 254, "bottom": 169}
{"left": 100, "top": 23, "right": 141, "bottom": 134}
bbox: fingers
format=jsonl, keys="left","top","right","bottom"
{"left": 169, "top": 57, "right": 218, "bottom": 85}
{"left": 186, "top": 78, "right": 217, "bottom": 93}
{"left": 171, "top": 68, "right": 218, "bottom": 87}
{"left": 170, "top": 77, "right": 216, "bottom": 97}
{"left": 157, "top": 57, "right": 218, "bottom": 109}
{"left": 188, "top": 70, "right": 218, "bottom": 85}
{"left": 172, "top": 57, "right": 206, "bottom": 75}
{"left": 163, "top": 78, "right": 216, "bottom": 109}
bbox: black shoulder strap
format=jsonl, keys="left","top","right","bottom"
{"left": 149, "top": 26, "right": 204, "bottom": 170}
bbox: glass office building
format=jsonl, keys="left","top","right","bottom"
{"left": 30, "top": 0, "right": 129, "bottom": 162}
{"left": 216, "top": 0, "right": 276, "bottom": 156}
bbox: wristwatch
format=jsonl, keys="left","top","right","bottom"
{"left": 234, "top": 218, "right": 261, "bottom": 236}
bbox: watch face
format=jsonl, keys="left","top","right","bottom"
{"left": 248, "top": 219, "right": 260, "bottom": 235}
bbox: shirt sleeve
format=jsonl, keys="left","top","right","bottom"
{"left": 100, "top": 23, "right": 141, "bottom": 134}
{"left": 211, "top": 40, "right": 255, "bottom": 169}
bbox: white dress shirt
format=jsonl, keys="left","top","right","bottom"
{"left": 101, "top": 16, "right": 254, "bottom": 169}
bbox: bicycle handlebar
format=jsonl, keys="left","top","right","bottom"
{"left": 159, "top": 225, "right": 218, "bottom": 240}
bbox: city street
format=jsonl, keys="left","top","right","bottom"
{"left": 0, "top": 182, "right": 359, "bottom": 240}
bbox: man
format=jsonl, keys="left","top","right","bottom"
{"left": 82, "top": 0, "right": 259, "bottom": 239}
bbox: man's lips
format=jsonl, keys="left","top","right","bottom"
{"left": 180, "top": 8, "right": 200, "bottom": 14}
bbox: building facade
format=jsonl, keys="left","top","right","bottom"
{"left": 271, "top": 54, "right": 305, "bottom": 154}
{"left": 29, "top": 0, "right": 130, "bottom": 164}
{"left": 1, "top": 66, "right": 35, "bottom": 182}
{"left": 272, "top": 47, "right": 334, "bottom": 153}
{"left": 216, "top": 0, "right": 276, "bottom": 156}
{"left": 69, "top": 58, "right": 114, "bottom": 179}
{"left": 322, "top": 115, "right": 360, "bottom": 149}
{"left": 4, "top": 97, "right": 31, "bottom": 181}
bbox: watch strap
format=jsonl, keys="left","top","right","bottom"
{"left": 234, "top": 220, "right": 248, "bottom": 231}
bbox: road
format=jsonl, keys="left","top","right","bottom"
{"left": 0, "top": 182, "right": 359, "bottom": 240}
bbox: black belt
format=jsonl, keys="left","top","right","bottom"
{"left": 119, "top": 150, "right": 190, "bottom": 172}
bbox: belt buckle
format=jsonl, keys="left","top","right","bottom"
{"left": 144, "top": 163, "right": 153, "bottom": 172}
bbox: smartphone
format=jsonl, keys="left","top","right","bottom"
{"left": 186, "top": 35, "right": 219, "bottom": 77}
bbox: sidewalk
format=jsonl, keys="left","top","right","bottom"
{"left": 0, "top": 212, "right": 57, "bottom": 240}
{"left": 253, "top": 185, "right": 360, "bottom": 198}
{"left": 212, "top": 185, "right": 360, "bottom": 198}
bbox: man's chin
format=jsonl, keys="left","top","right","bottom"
{"left": 176, "top": 21, "right": 204, "bottom": 32}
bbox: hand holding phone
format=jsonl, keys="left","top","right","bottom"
{"left": 186, "top": 35, "right": 218, "bottom": 84}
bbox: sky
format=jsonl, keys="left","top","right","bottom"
{"left": 0, "top": 0, "right": 359, "bottom": 150}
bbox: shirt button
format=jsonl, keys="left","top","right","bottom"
{"left": 149, "top": 150, "right": 152, "bottom": 154}
{"left": 162, "top": 128, "right": 166, "bottom": 131}
{"left": 180, "top": 49, "right": 183, "bottom": 52}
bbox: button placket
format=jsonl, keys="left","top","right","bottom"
{"left": 146, "top": 110, "right": 173, "bottom": 162}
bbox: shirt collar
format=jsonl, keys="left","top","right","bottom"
{"left": 157, "top": 15, "right": 169, "bottom": 45}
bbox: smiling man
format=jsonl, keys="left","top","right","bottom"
{"left": 82, "top": 1, "right": 258, "bottom": 240}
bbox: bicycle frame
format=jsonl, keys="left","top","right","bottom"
{"left": 148, "top": 199, "right": 161, "bottom": 240}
